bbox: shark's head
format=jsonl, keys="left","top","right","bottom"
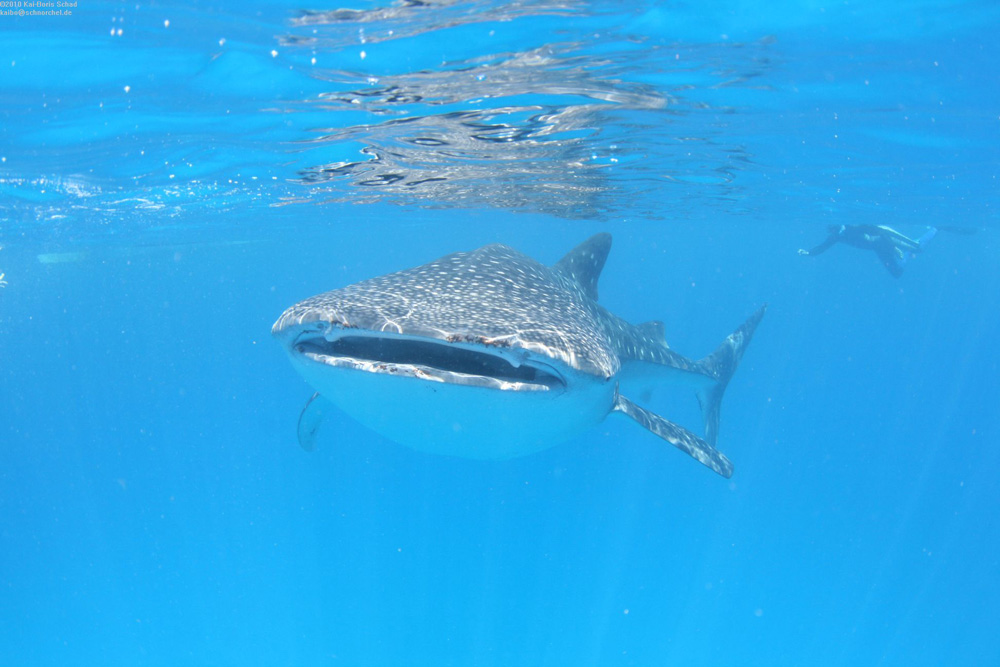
{"left": 272, "top": 240, "right": 619, "bottom": 395}
{"left": 271, "top": 240, "right": 623, "bottom": 458}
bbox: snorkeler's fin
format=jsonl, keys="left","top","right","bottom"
{"left": 936, "top": 226, "right": 978, "bottom": 236}
{"left": 898, "top": 227, "right": 938, "bottom": 267}
{"left": 916, "top": 227, "right": 938, "bottom": 247}
{"left": 297, "top": 392, "right": 331, "bottom": 451}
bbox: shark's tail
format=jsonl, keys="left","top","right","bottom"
{"left": 694, "top": 304, "right": 767, "bottom": 447}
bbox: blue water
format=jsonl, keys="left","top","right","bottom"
{"left": 2, "top": 1, "right": 998, "bottom": 664}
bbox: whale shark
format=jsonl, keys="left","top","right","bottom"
{"left": 272, "top": 234, "right": 765, "bottom": 477}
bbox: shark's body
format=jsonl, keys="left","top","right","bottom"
{"left": 272, "top": 234, "right": 765, "bottom": 477}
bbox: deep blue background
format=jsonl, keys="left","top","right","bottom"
{"left": 2, "top": 1, "right": 998, "bottom": 665}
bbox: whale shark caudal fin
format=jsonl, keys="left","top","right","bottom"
{"left": 612, "top": 304, "right": 766, "bottom": 478}
{"left": 695, "top": 304, "right": 768, "bottom": 449}
{"left": 297, "top": 392, "right": 332, "bottom": 452}
{"left": 612, "top": 388, "right": 734, "bottom": 478}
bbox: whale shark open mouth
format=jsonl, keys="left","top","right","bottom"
{"left": 293, "top": 332, "right": 566, "bottom": 392}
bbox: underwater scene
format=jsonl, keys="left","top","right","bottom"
{"left": 1, "top": 0, "right": 998, "bottom": 664}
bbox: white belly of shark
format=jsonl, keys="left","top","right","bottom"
{"left": 286, "top": 331, "right": 614, "bottom": 459}
{"left": 273, "top": 233, "right": 766, "bottom": 478}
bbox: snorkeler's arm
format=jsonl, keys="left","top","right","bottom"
{"left": 798, "top": 235, "right": 838, "bottom": 256}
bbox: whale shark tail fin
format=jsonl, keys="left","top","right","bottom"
{"left": 695, "top": 304, "right": 767, "bottom": 447}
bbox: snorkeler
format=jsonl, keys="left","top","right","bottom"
{"left": 798, "top": 224, "right": 938, "bottom": 278}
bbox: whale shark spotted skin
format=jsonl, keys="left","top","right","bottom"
{"left": 272, "top": 234, "right": 765, "bottom": 477}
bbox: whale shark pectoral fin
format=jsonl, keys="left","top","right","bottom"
{"left": 297, "top": 392, "right": 331, "bottom": 452}
{"left": 613, "top": 392, "right": 734, "bottom": 478}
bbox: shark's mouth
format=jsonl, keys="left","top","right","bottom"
{"left": 293, "top": 332, "right": 566, "bottom": 392}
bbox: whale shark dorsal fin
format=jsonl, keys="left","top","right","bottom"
{"left": 554, "top": 232, "right": 612, "bottom": 301}
{"left": 613, "top": 390, "right": 733, "bottom": 478}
